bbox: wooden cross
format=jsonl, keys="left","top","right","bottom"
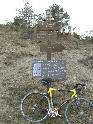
{"left": 40, "top": 36, "right": 65, "bottom": 60}
{"left": 38, "top": 9, "right": 65, "bottom": 90}
{"left": 40, "top": 42, "right": 65, "bottom": 60}
{"left": 40, "top": 33, "right": 65, "bottom": 90}
{"left": 40, "top": 9, "right": 64, "bottom": 60}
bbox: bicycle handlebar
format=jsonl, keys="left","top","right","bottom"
{"left": 73, "top": 83, "right": 86, "bottom": 93}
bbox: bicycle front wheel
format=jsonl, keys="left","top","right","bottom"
{"left": 65, "top": 98, "right": 93, "bottom": 124}
{"left": 21, "top": 92, "right": 50, "bottom": 123}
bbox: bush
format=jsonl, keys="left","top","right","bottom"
{"left": 84, "top": 36, "right": 93, "bottom": 43}
{"left": 73, "top": 32, "right": 80, "bottom": 39}
{"left": 13, "top": 17, "right": 23, "bottom": 26}
{"left": 4, "top": 22, "right": 20, "bottom": 32}
{"left": 90, "top": 36, "right": 93, "bottom": 43}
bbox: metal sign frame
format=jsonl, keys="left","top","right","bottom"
{"left": 32, "top": 60, "right": 66, "bottom": 78}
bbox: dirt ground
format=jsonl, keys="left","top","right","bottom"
{"left": 0, "top": 29, "right": 93, "bottom": 124}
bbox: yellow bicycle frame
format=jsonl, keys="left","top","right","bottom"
{"left": 70, "top": 89, "right": 77, "bottom": 98}
{"left": 48, "top": 88, "right": 77, "bottom": 106}
{"left": 48, "top": 88, "right": 57, "bottom": 106}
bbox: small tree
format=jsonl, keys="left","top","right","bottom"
{"left": 16, "top": 2, "right": 35, "bottom": 27}
{"left": 50, "top": 4, "right": 70, "bottom": 32}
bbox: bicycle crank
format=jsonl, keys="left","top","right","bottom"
{"left": 48, "top": 107, "right": 61, "bottom": 117}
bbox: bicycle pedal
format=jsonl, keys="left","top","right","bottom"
{"left": 57, "top": 114, "right": 62, "bottom": 117}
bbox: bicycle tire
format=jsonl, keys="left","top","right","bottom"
{"left": 65, "top": 98, "right": 93, "bottom": 124}
{"left": 21, "top": 92, "right": 50, "bottom": 123}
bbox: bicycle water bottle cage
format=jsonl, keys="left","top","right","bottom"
{"left": 41, "top": 79, "right": 52, "bottom": 85}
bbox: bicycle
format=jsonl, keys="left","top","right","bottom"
{"left": 20, "top": 79, "right": 93, "bottom": 124}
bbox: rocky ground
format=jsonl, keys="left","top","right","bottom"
{"left": 0, "top": 29, "right": 93, "bottom": 124}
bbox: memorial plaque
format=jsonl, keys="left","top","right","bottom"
{"left": 32, "top": 60, "right": 66, "bottom": 78}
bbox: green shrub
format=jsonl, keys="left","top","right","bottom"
{"left": 90, "top": 36, "right": 93, "bottom": 43}
{"left": 73, "top": 32, "right": 80, "bottom": 39}
{"left": 5, "top": 21, "right": 20, "bottom": 31}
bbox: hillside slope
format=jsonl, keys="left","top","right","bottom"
{"left": 0, "top": 29, "right": 93, "bottom": 124}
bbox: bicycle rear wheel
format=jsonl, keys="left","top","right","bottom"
{"left": 21, "top": 92, "right": 50, "bottom": 123}
{"left": 65, "top": 98, "right": 93, "bottom": 124}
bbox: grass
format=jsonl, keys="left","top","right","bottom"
{"left": 78, "top": 56, "right": 93, "bottom": 69}
{"left": 2, "top": 81, "right": 92, "bottom": 124}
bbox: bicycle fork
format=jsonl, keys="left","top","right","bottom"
{"left": 48, "top": 88, "right": 57, "bottom": 106}
{"left": 48, "top": 88, "right": 62, "bottom": 117}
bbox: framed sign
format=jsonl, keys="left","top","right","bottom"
{"left": 32, "top": 60, "right": 66, "bottom": 78}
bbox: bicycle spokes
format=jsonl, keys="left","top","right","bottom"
{"left": 21, "top": 92, "right": 50, "bottom": 122}
{"left": 65, "top": 98, "right": 93, "bottom": 124}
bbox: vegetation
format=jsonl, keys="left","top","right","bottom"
{"left": 1, "top": 1, "right": 93, "bottom": 41}
{"left": 90, "top": 36, "right": 93, "bottom": 43}
{"left": 50, "top": 4, "right": 71, "bottom": 33}
{"left": 50, "top": 4, "right": 70, "bottom": 27}
{"left": 2, "top": 1, "right": 71, "bottom": 33}
{"left": 15, "top": 2, "right": 36, "bottom": 27}
{"left": 84, "top": 36, "right": 93, "bottom": 43}
{"left": 84, "top": 30, "right": 93, "bottom": 43}
{"left": 73, "top": 32, "right": 81, "bottom": 39}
